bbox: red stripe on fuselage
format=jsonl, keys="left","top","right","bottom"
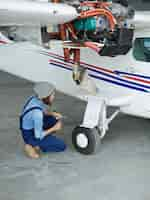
{"left": 0, "top": 40, "right": 7, "bottom": 44}
{"left": 48, "top": 51, "right": 114, "bottom": 74}
{"left": 124, "top": 76, "right": 150, "bottom": 84}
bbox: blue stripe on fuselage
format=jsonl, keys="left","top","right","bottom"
{"left": 49, "top": 62, "right": 148, "bottom": 93}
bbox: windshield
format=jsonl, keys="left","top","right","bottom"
{"left": 144, "top": 38, "right": 150, "bottom": 50}
{"left": 133, "top": 38, "right": 150, "bottom": 62}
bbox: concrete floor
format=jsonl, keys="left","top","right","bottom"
{"left": 0, "top": 71, "right": 150, "bottom": 200}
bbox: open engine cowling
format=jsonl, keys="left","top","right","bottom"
{"left": 69, "top": 0, "right": 135, "bottom": 56}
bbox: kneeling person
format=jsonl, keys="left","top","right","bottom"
{"left": 20, "top": 82, "right": 66, "bottom": 159}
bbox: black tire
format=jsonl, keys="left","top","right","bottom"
{"left": 72, "top": 126, "right": 101, "bottom": 155}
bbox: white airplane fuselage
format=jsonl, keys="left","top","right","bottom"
{"left": 0, "top": 30, "right": 150, "bottom": 119}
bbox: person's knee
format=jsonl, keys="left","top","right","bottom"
{"left": 53, "top": 139, "right": 67, "bottom": 152}
{"left": 60, "top": 142, "right": 67, "bottom": 151}
{"left": 39, "top": 135, "right": 67, "bottom": 152}
{"left": 40, "top": 142, "right": 66, "bottom": 152}
{"left": 43, "top": 115, "right": 58, "bottom": 130}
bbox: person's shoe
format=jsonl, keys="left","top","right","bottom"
{"left": 24, "top": 144, "right": 40, "bottom": 159}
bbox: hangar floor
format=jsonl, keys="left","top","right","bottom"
{"left": 0, "top": 71, "right": 150, "bottom": 200}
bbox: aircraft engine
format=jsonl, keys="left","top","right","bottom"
{"left": 70, "top": 1, "right": 135, "bottom": 57}
{"left": 41, "top": 0, "right": 135, "bottom": 59}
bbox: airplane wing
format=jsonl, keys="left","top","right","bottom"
{"left": 0, "top": 0, "right": 78, "bottom": 26}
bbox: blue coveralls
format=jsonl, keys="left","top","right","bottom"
{"left": 20, "top": 96, "right": 66, "bottom": 152}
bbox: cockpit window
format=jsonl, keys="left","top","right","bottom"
{"left": 133, "top": 38, "right": 150, "bottom": 62}
{"left": 144, "top": 38, "right": 150, "bottom": 50}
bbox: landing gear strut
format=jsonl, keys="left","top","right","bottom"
{"left": 72, "top": 96, "right": 120, "bottom": 154}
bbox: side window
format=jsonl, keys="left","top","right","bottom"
{"left": 133, "top": 38, "right": 150, "bottom": 62}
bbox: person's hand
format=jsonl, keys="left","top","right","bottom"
{"left": 45, "top": 121, "right": 62, "bottom": 136}
{"left": 53, "top": 112, "right": 63, "bottom": 120}
{"left": 53, "top": 121, "right": 62, "bottom": 131}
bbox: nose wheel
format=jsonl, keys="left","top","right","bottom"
{"left": 72, "top": 126, "right": 101, "bottom": 155}
{"left": 71, "top": 96, "right": 120, "bottom": 155}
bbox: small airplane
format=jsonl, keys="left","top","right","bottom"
{"left": 0, "top": 0, "right": 150, "bottom": 155}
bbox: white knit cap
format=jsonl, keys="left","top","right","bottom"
{"left": 33, "top": 82, "right": 56, "bottom": 99}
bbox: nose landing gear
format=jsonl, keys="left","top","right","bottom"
{"left": 72, "top": 96, "right": 120, "bottom": 155}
